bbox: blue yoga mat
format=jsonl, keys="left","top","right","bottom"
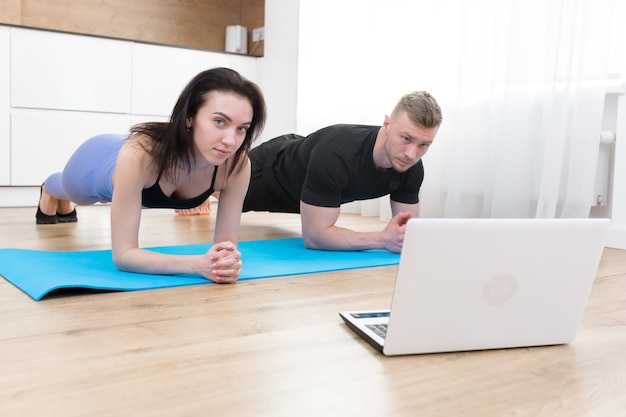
{"left": 0, "top": 238, "right": 399, "bottom": 301}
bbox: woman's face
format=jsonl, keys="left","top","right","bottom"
{"left": 188, "top": 91, "right": 253, "bottom": 166}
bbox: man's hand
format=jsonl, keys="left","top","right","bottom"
{"left": 300, "top": 201, "right": 416, "bottom": 253}
{"left": 382, "top": 212, "right": 413, "bottom": 253}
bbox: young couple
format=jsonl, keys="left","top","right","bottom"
{"left": 38, "top": 67, "right": 442, "bottom": 282}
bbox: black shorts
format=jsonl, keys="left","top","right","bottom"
{"left": 243, "top": 135, "right": 302, "bottom": 213}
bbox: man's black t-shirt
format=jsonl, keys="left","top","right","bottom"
{"left": 243, "top": 124, "right": 424, "bottom": 213}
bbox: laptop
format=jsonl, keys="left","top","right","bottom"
{"left": 339, "top": 218, "right": 610, "bottom": 356}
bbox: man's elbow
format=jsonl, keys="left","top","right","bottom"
{"left": 302, "top": 233, "right": 324, "bottom": 250}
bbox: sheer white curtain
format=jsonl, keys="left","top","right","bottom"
{"left": 296, "top": 0, "right": 624, "bottom": 220}
{"left": 436, "top": 0, "right": 623, "bottom": 219}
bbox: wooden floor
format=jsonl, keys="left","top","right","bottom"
{"left": 1, "top": 204, "right": 625, "bottom": 417}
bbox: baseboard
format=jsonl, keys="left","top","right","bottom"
{"left": 0, "top": 187, "right": 39, "bottom": 208}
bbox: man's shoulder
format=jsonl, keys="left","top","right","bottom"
{"left": 307, "top": 124, "right": 379, "bottom": 149}
{"left": 312, "top": 124, "right": 379, "bottom": 136}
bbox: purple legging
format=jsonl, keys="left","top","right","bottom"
{"left": 44, "top": 133, "right": 129, "bottom": 205}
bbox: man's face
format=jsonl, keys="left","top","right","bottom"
{"left": 382, "top": 111, "right": 438, "bottom": 172}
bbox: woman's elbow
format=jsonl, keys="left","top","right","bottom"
{"left": 111, "top": 251, "right": 133, "bottom": 273}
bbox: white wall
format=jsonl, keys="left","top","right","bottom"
{"left": 256, "top": 0, "right": 299, "bottom": 142}
{"left": 293, "top": 0, "right": 469, "bottom": 220}
{"left": 607, "top": 91, "right": 626, "bottom": 248}
{"left": 0, "top": 26, "right": 10, "bottom": 185}
{"left": 295, "top": 0, "right": 462, "bottom": 133}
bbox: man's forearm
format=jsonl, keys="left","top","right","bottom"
{"left": 302, "top": 225, "right": 386, "bottom": 251}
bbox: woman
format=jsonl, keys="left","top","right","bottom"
{"left": 36, "top": 67, "right": 266, "bottom": 283}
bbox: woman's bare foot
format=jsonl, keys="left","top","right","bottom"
{"left": 175, "top": 200, "right": 212, "bottom": 216}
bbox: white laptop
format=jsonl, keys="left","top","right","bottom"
{"left": 339, "top": 218, "right": 610, "bottom": 356}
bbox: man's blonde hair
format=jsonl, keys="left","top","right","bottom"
{"left": 392, "top": 91, "right": 442, "bottom": 128}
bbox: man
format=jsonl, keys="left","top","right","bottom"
{"left": 242, "top": 91, "right": 442, "bottom": 253}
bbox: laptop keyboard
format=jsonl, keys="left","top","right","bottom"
{"left": 366, "top": 323, "right": 388, "bottom": 339}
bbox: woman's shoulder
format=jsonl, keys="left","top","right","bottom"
{"left": 226, "top": 153, "right": 251, "bottom": 178}
{"left": 215, "top": 154, "right": 251, "bottom": 192}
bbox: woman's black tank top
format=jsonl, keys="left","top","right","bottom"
{"left": 141, "top": 167, "right": 218, "bottom": 209}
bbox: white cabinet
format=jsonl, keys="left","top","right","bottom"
{"left": 11, "top": 29, "right": 132, "bottom": 113}
{"left": 8, "top": 29, "right": 134, "bottom": 186}
{"left": 11, "top": 109, "right": 132, "bottom": 186}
